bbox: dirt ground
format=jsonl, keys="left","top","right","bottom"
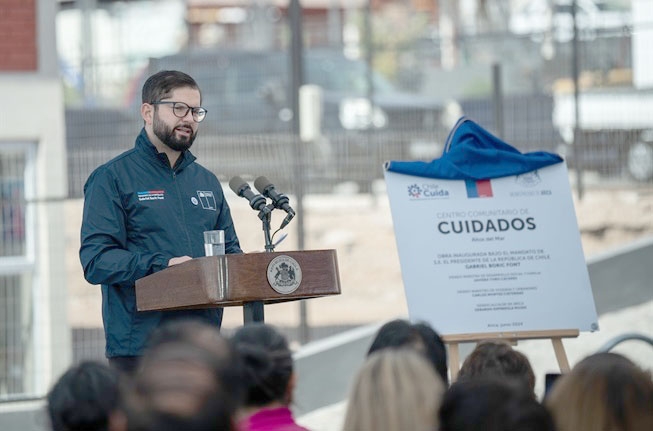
{"left": 65, "top": 182, "right": 653, "bottom": 331}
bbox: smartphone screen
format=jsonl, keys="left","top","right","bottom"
{"left": 544, "top": 372, "right": 562, "bottom": 398}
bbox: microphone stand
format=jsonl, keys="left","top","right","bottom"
{"left": 244, "top": 203, "right": 276, "bottom": 325}
{"left": 259, "top": 204, "right": 276, "bottom": 253}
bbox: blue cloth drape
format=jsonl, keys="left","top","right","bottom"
{"left": 385, "top": 116, "right": 563, "bottom": 180}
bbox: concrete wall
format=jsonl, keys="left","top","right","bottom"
{"left": 587, "top": 235, "right": 653, "bottom": 315}
{"left": 292, "top": 323, "right": 381, "bottom": 417}
{"left": 0, "top": 401, "right": 47, "bottom": 431}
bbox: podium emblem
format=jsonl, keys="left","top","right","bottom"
{"left": 267, "top": 255, "right": 302, "bottom": 294}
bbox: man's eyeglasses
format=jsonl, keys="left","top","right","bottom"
{"left": 150, "top": 101, "right": 207, "bottom": 123}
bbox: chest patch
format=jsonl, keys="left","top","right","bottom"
{"left": 197, "top": 191, "right": 217, "bottom": 211}
{"left": 137, "top": 190, "right": 165, "bottom": 201}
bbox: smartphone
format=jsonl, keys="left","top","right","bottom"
{"left": 544, "top": 372, "right": 562, "bottom": 398}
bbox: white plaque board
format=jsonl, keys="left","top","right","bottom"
{"left": 385, "top": 163, "right": 598, "bottom": 335}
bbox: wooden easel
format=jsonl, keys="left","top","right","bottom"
{"left": 443, "top": 329, "right": 579, "bottom": 381}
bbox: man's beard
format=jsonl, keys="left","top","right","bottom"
{"left": 153, "top": 114, "right": 197, "bottom": 152}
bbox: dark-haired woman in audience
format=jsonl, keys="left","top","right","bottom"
{"left": 439, "top": 377, "right": 555, "bottom": 431}
{"left": 231, "top": 323, "right": 308, "bottom": 431}
{"left": 47, "top": 361, "right": 119, "bottom": 431}
{"left": 367, "top": 319, "right": 449, "bottom": 386}
{"left": 457, "top": 340, "right": 536, "bottom": 395}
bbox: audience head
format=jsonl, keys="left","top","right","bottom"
{"left": 343, "top": 349, "right": 446, "bottom": 431}
{"left": 230, "top": 323, "right": 295, "bottom": 407}
{"left": 458, "top": 340, "right": 536, "bottom": 394}
{"left": 439, "top": 378, "right": 556, "bottom": 431}
{"left": 114, "top": 319, "right": 246, "bottom": 431}
{"left": 545, "top": 352, "right": 653, "bottom": 431}
{"left": 367, "top": 319, "right": 448, "bottom": 385}
{"left": 144, "top": 318, "right": 245, "bottom": 410}
{"left": 119, "top": 341, "right": 236, "bottom": 431}
{"left": 47, "top": 360, "right": 119, "bottom": 431}
{"left": 146, "top": 318, "right": 233, "bottom": 356}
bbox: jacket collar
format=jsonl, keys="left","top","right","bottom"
{"left": 135, "top": 128, "right": 197, "bottom": 171}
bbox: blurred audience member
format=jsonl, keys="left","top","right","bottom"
{"left": 545, "top": 352, "right": 653, "bottom": 431}
{"left": 439, "top": 378, "right": 556, "bottom": 431}
{"left": 116, "top": 341, "right": 237, "bottom": 431}
{"left": 231, "top": 323, "right": 307, "bottom": 431}
{"left": 367, "top": 319, "right": 448, "bottom": 385}
{"left": 47, "top": 361, "right": 119, "bottom": 431}
{"left": 343, "top": 349, "right": 445, "bottom": 431}
{"left": 144, "top": 318, "right": 245, "bottom": 412}
{"left": 457, "top": 340, "right": 535, "bottom": 394}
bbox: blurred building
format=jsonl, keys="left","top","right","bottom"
{"left": 0, "top": 0, "right": 70, "bottom": 400}
{"left": 184, "top": 0, "right": 439, "bottom": 48}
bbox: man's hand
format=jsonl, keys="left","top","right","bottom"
{"left": 168, "top": 256, "right": 192, "bottom": 266}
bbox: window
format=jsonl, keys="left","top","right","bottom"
{"left": 0, "top": 143, "right": 36, "bottom": 400}
{"left": 1, "top": 149, "right": 27, "bottom": 257}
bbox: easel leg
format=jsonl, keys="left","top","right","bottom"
{"left": 448, "top": 342, "right": 460, "bottom": 382}
{"left": 551, "top": 337, "right": 571, "bottom": 372}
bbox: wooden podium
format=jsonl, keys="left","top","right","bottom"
{"left": 135, "top": 249, "right": 341, "bottom": 323}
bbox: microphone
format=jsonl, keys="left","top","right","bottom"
{"left": 229, "top": 176, "right": 269, "bottom": 213}
{"left": 254, "top": 176, "right": 296, "bottom": 228}
{"left": 280, "top": 213, "right": 294, "bottom": 229}
{"left": 254, "top": 176, "right": 296, "bottom": 217}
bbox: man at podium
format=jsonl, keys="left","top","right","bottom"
{"left": 79, "top": 70, "right": 242, "bottom": 374}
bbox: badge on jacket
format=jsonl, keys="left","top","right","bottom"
{"left": 196, "top": 190, "right": 217, "bottom": 210}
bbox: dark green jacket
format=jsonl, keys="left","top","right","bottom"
{"left": 80, "top": 129, "right": 241, "bottom": 357}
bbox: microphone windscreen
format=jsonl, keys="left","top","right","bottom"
{"left": 254, "top": 176, "right": 273, "bottom": 194}
{"left": 229, "top": 176, "right": 248, "bottom": 195}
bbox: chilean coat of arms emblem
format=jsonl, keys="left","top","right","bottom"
{"left": 266, "top": 255, "right": 302, "bottom": 294}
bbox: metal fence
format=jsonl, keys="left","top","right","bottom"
{"left": 63, "top": 22, "right": 653, "bottom": 199}
{"left": 2, "top": 0, "right": 653, "bottom": 401}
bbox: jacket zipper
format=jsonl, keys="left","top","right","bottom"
{"left": 171, "top": 170, "right": 194, "bottom": 255}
